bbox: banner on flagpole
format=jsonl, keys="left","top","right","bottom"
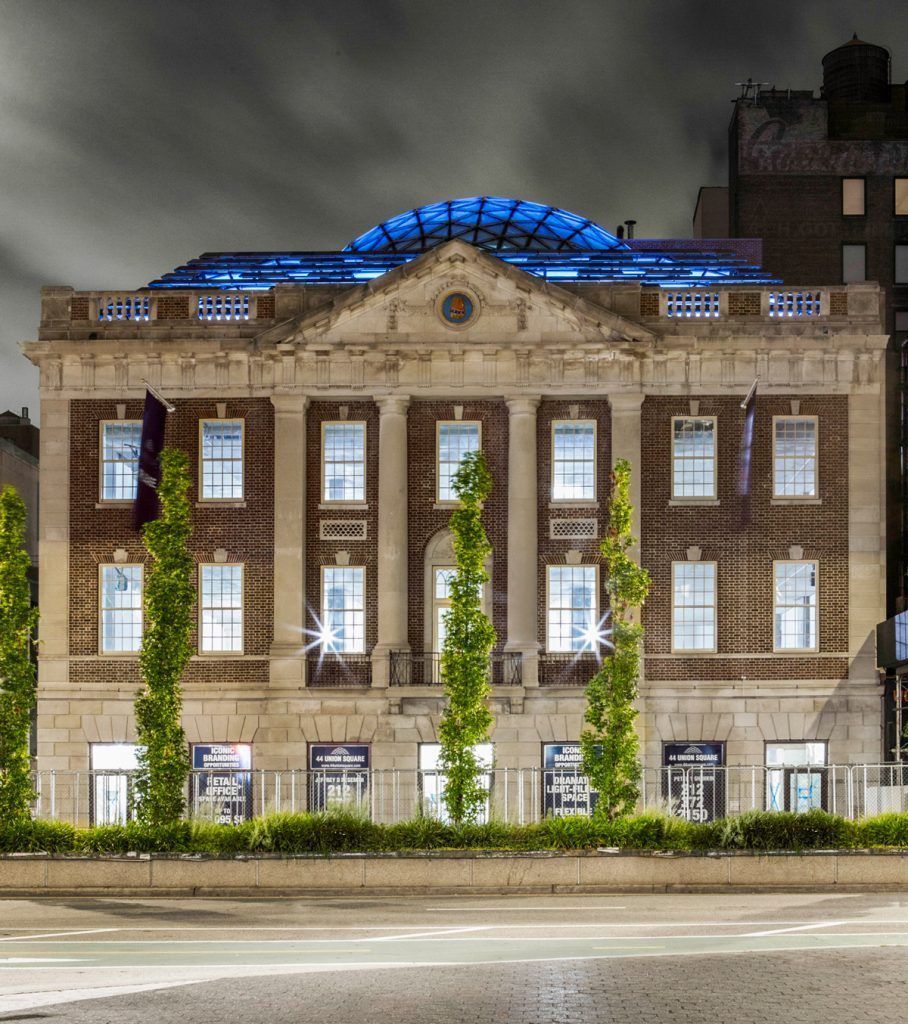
{"left": 133, "top": 390, "right": 168, "bottom": 530}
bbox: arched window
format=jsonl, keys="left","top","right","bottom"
{"left": 423, "top": 529, "right": 492, "bottom": 657}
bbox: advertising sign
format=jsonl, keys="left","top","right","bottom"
{"left": 191, "top": 743, "right": 253, "bottom": 824}
{"left": 662, "top": 742, "right": 725, "bottom": 822}
{"left": 308, "top": 744, "right": 370, "bottom": 811}
{"left": 543, "top": 743, "right": 599, "bottom": 817}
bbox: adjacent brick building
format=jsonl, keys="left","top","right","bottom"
{"left": 23, "top": 196, "right": 888, "bottom": 821}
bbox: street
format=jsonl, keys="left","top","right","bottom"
{"left": 0, "top": 892, "right": 905, "bottom": 1021}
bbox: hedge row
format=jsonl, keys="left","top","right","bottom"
{"left": 2, "top": 810, "right": 908, "bottom": 856}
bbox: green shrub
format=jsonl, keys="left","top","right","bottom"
{"left": 719, "top": 809, "right": 852, "bottom": 851}
{"left": 76, "top": 825, "right": 132, "bottom": 854}
{"left": 533, "top": 815, "right": 610, "bottom": 850}
{"left": 250, "top": 811, "right": 381, "bottom": 854}
{"left": 190, "top": 820, "right": 255, "bottom": 855}
{"left": 0, "top": 818, "right": 77, "bottom": 853}
{"left": 854, "top": 813, "right": 908, "bottom": 848}
{"left": 382, "top": 816, "right": 455, "bottom": 850}
{"left": 450, "top": 820, "right": 524, "bottom": 850}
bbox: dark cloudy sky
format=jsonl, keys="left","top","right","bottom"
{"left": 1, "top": 0, "right": 906, "bottom": 419}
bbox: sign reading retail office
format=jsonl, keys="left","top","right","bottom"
{"left": 542, "top": 743, "right": 600, "bottom": 817}
{"left": 661, "top": 742, "right": 726, "bottom": 823}
{"left": 191, "top": 743, "right": 253, "bottom": 824}
{"left": 309, "top": 744, "right": 370, "bottom": 811}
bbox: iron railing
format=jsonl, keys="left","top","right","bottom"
{"left": 305, "top": 654, "right": 372, "bottom": 687}
{"left": 389, "top": 651, "right": 522, "bottom": 686}
{"left": 29, "top": 764, "right": 908, "bottom": 829}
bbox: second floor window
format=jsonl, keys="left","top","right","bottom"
{"left": 774, "top": 561, "right": 818, "bottom": 651}
{"left": 773, "top": 417, "right": 817, "bottom": 498}
{"left": 547, "top": 565, "right": 597, "bottom": 652}
{"left": 100, "top": 564, "right": 143, "bottom": 654}
{"left": 433, "top": 567, "right": 456, "bottom": 653}
{"left": 672, "top": 562, "right": 717, "bottom": 652}
{"left": 437, "top": 421, "right": 480, "bottom": 502}
{"left": 100, "top": 421, "right": 141, "bottom": 501}
{"left": 322, "top": 422, "right": 366, "bottom": 502}
{"left": 842, "top": 243, "right": 866, "bottom": 283}
{"left": 552, "top": 420, "right": 596, "bottom": 501}
{"left": 322, "top": 566, "right": 365, "bottom": 653}
{"left": 842, "top": 178, "right": 865, "bottom": 216}
{"left": 199, "top": 564, "right": 244, "bottom": 653}
{"left": 672, "top": 417, "right": 716, "bottom": 499}
{"left": 200, "top": 420, "right": 244, "bottom": 500}
{"left": 896, "top": 178, "right": 908, "bottom": 216}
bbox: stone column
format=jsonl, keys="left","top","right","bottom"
{"left": 505, "top": 396, "right": 541, "bottom": 686}
{"left": 269, "top": 395, "right": 308, "bottom": 686}
{"left": 373, "top": 396, "right": 410, "bottom": 686}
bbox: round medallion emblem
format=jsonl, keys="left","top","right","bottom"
{"left": 439, "top": 291, "right": 475, "bottom": 327}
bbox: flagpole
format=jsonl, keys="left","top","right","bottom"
{"left": 141, "top": 379, "right": 176, "bottom": 413}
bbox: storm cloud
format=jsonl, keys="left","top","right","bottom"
{"left": 1, "top": 0, "right": 905, "bottom": 417}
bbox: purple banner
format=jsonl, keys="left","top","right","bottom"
{"left": 133, "top": 390, "right": 167, "bottom": 530}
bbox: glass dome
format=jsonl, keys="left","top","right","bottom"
{"left": 344, "top": 196, "right": 627, "bottom": 254}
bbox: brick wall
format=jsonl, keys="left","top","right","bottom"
{"left": 305, "top": 401, "right": 379, "bottom": 652}
{"left": 640, "top": 395, "right": 849, "bottom": 681}
{"left": 406, "top": 400, "right": 509, "bottom": 652}
{"left": 69, "top": 398, "right": 274, "bottom": 684}
{"left": 537, "top": 399, "right": 611, "bottom": 686}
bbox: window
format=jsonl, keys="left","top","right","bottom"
{"left": 672, "top": 562, "right": 717, "bottom": 652}
{"left": 199, "top": 564, "right": 244, "bottom": 653}
{"left": 419, "top": 742, "right": 493, "bottom": 823}
{"left": 90, "top": 743, "right": 140, "bottom": 825}
{"left": 842, "top": 243, "right": 866, "bottom": 283}
{"left": 766, "top": 742, "right": 827, "bottom": 813}
{"left": 547, "top": 565, "right": 597, "bottom": 652}
{"left": 322, "top": 566, "right": 365, "bottom": 653}
{"left": 774, "top": 561, "right": 818, "bottom": 651}
{"left": 895, "top": 179, "right": 908, "bottom": 216}
{"left": 322, "top": 422, "right": 366, "bottom": 502}
{"left": 773, "top": 417, "right": 817, "bottom": 498}
{"left": 100, "top": 564, "right": 143, "bottom": 654}
{"left": 552, "top": 420, "right": 596, "bottom": 501}
{"left": 841, "top": 178, "right": 865, "bottom": 216}
{"left": 671, "top": 417, "right": 716, "bottom": 499}
{"left": 437, "top": 421, "right": 480, "bottom": 501}
{"left": 896, "top": 245, "right": 908, "bottom": 285}
{"left": 100, "top": 421, "right": 141, "bottom": 501}
{"left": 200, "top": 420, "right": 244, "bottom": 500}
{"left": 433, "top": 567, "right": 456, "bottom": 653}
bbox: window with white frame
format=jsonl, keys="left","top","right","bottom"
{"left": 774, "top": 561, "right": 818, "bottom": 651}
{"left": 672, "top": 562, "right": 717, "bottom": 652}
{"left": 547, "top": 565, "right": 597, "bottom": 652}
{"left": 552, "top": 420, "right": 596, "bottom": 500}
{"left": 433, "top": 567, "right": 456, "bottom": 653}
{"left": 773, "top": 417, "right": 817, "bottom": 498}
{"left": 199, "top": 564, "right": 244, "bottom": 653}
{"left": 322, "top": 566, "right": 365, "bottom": 653}
{"left": 100, "top": 564, "right": 143, "bottom": 654}
{"left": 322, "top": 422, "right": 366, "bottom": 502}
{"left": 100, "top": 421, "right": 141, "bottom": 501}
{"left": 437, "top": 421, "right": 480, "bottom": 501}
{"left": 671, "top": 417, "right": 716, "bottom": 499}
{"left": 200, "top": 420, "right": 244, "bottom": 500}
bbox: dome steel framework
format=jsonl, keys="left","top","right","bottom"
{"left": 343, "top": 196, "right": 627, "bottom": 254}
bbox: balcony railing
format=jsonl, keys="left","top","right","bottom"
{"left": 306, "top": 653, "right": 371, "bottom": 688}
{"left": 539, "top": 653, "right": 600, "bottom": 687}
{"left": 390, "top": 651, "right": 522, "bottom": 686}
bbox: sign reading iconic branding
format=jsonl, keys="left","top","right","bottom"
{"left": 662, "top": 742, "right": 725, "bottom": 823}
{"left": 438, "top": 289, "right": 477, "bottom": 328}
{"left": 308, "top": 744, "right": 370, "bottom": 811}
{"left": 542, "top": 743, "right": 599, "bottom": 817}
{"left": 191, "top": 743, "right": 253, "bottom": 824}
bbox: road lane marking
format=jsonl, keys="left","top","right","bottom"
{"left": 0, "top": 929, "right": 119, "bottom": 942}
{"left": 0, "top": 957, "right": 90, "bottom": 964}
{"left": 368, "top": 926, "right": 494, "bottom": 942}
{"left": 744, "top": 920, "right": 846, "bottom": 937}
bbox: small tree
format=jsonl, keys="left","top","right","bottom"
{"left": 0, "top": 486, "right": 38, "bottom": 820}
{"left": 134, "top": 448, "right": 194, "bottom": 825}
{"left": 581, "top": 458, "right": 651, "bottom": 820}
{"left": 438, "top": 450, "right": 496, "bottom": 825}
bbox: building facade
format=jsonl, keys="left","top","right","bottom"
{"left": 23, "top": 198, "right": 888, "bottom": 819}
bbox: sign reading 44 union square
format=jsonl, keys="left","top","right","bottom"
{"left": 191, "top": 743, "right": 253, "bottom": 824}
{"left": 543, "top": 744, "right": 599, "bottom": 817}
{"left": 309, "top": 744, "right": 370, "bottom": 811}
{"left": 662, "top": 743, "right": 726, "bottom": 823}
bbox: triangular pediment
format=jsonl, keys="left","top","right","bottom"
{"left": 269, "top": 240, "right": 653, "bottom": 351}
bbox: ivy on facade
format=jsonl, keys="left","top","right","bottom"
{"left": 581, "top": 458, "right": 651, "bottom": 820}
{"left": 134, "top": 448, "right": 194, "bottom": 825}
{"left": 438, "top": 450, "right": 496, "bottom": 826}
{"left": 0, "top": 486, "right": 38, "bottom": 820}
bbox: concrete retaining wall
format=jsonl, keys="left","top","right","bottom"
{"left": 1, "top": 852, "right": 907, "bottom": 895}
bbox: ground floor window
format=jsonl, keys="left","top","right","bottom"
{"left": 765, "top": 741, "right": 827, "bottom": 812}
{"left": 418, "top": 742, "right": 493, "bottom": 823}
{"left": 90, "top": 743, "right": 139, "bottom": 825}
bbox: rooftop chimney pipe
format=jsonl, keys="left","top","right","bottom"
{"left": 624, "top": 219, "right": 637, "bottom": 239}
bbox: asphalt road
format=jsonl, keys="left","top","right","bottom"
{"left": 0, "top": 893, "right": 906, "bottom": 1022}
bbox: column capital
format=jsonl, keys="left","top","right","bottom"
{"left": 505, "top": 395, "right": 541, "bottom": 415}
{"left": 375, "top": 394, "right": 411, "bottom": 415}
{"left": 609, "top": 391, "right": 645, "bottom": 413}
{"left": 270, "top": 394, "right": 309, "bottom": 415}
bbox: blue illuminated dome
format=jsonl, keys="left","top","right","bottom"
{"left": 344, "top": 196, "right": 628, "bottom": 254}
